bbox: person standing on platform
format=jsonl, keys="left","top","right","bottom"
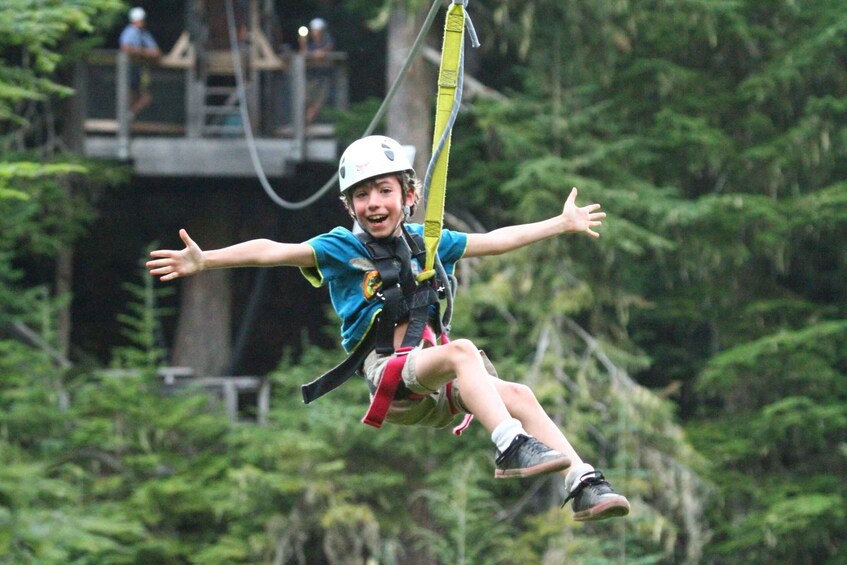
{"left": 119, "top": 7, "right": 161, "bottom": 119}
{"left": 298, "top": 17, "right": 335, "bottom": 124}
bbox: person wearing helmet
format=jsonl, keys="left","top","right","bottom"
{"left": 337, "top": 135, "right": 418, "bottom": 238}
{"left": 119, "top": 6, "right": 161, "bottom": 119}
{"left": 146, "top": 135, "right": 630, "bottom": 522}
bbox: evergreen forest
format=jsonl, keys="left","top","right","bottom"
{"left": 1, "top": 0, "right": 845, "bottom": 563}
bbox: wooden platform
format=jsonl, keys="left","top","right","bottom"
{"left": 85, "top": 119, "right": 186, "bottom": 135}
{"left": 84, "top": 135, "right": 337, "bottom": 177}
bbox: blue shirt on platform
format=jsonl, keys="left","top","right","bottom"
{"left": 301, "top": 224, "right": 468, "bottom": 353}
{"left": 119, "top": 25, "right": 159, "bottom": 51}
{"left": 119, "top": 24, "right": 159, "bottom": 88}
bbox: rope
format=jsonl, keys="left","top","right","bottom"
{"left": 224, "top": 0, "right": 313, "bottom": 209}
{"left": 222, "top": 0, "right": 477, "bottom": 329}
{"left": 224, "top": 0, "right": 443, "bottom": 210}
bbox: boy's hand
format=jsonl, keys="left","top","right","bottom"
{"left": 562, "top": 187, "right": 606, "bottom": 238}
{"left": 146, "top": 229, "right": 204, "bottom": 281}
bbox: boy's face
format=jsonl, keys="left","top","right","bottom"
{"left": 349, "top": 174, "right": 413, "bottom": 239}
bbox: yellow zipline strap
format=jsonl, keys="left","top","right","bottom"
{"left": 418, "top": 2, "right": 466, "bottom": 282}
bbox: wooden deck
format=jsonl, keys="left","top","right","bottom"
{"left": 85, "top": 119, "right": 186, "bottom": 135}
{"left": 84, "top": 134, "right": 337, "bottom": 177}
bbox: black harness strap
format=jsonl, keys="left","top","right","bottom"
{"left": 300, "top": 229, "right": 441, "bottom": 404}
{"left": 363, "top": 231, "right": 439, "bottom": 354}
{"left": 363, "top": 235, "right": 406, "bottom": 354}
{"left": 301, "top": 327, "right": 375, "bottom": 404}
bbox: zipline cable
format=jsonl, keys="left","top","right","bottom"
{"left": 224, "top": 0, "right": 445, "bottom": 210}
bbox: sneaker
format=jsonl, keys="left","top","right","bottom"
{"left": 494, "top": 434, "right": 571, "bottom": 479}
{"left": 562, "top": 470, "right": 630, "bottom": 521}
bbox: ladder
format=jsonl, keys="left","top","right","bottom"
{"left": 200, "top": 60, "right": 244, "bottom": 137}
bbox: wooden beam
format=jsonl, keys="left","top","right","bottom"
{"left": 160, "top": 31, "right": 196, "bottom": 69}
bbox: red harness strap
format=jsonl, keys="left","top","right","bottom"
{"left": 361, "top": 328, "right": 475, "bottom": 433}
{"left": 451, "top": 404, "right": 474, "bottom": 436}
{"left": 361, "top": 346, "right": 413, "bottom": 428}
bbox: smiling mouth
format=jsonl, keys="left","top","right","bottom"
{"left": 367, "top": 215, "right": 388, "bottom": 225}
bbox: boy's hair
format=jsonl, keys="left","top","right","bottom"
{"left": 340, "top": 171, "right": 421, "bottom": 220}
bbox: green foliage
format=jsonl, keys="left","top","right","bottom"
{"left": 1, "top": 0, "right": 845, "bottom": 562}
{"left": 111, "top": 245, "right": 175, "bottom": 371}
{"left": 0, "top": 153, "right": 126, "bottom": 325}
{"left": 0, "top": 161, "right": 86, "bottom": 197}
{"left": 440, "top": 0, "right": 847, "bottom": 561}
{"left": 411, "top": 457, "right": 517, "bottom": 564}
{"left": 0, "top": 0, "right": 121, "bottom": 80}
{"left": 0, "top": 0, "right": 133, "bottom": 351}
{"left": 699, "top": 320, "right": 847, "bottom": 409}
{"left": 333, "top": 96, "right": 386, "bottom": 146}
{"left": 0, "top": 0, "right": 127, "bottom": 328}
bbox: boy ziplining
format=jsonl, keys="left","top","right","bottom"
{"left": 147, "top": 135, "right": 630, "bottom": 521}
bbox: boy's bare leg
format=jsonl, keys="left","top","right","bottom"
{"left": 412, "top": 339, "right": 511, "bottom": 432}
{"left": 412, "top": 339, "right": 570, "bottom": 479}
{"left": 412, "top": 343, "right": 628, "bottom": 517}
{"left": 490, "top": 378, "right": 631, "bottom": 519}
{"left": 492, "top": 378, "right": 583, "bottom": 471}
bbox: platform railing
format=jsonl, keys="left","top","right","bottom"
{"left": 82, "top": 46, "right": 348, "bottom": 152}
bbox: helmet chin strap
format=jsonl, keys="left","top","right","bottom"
{"left": 386, "top": 214, "right": 407, "bottom": 241}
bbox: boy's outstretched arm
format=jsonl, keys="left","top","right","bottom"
{"left": 464, "top": 187, "right": 605, "bottom": 258}
{"left": 147, "top": 228, "right": 315, "bottom": 282}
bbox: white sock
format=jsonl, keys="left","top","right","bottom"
{"left": 565, "top": 462, "right": 595, "bottom": 493}
{"left": 491, "top": 417, "right": 527, "bottom": 453}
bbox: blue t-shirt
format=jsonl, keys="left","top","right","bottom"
{"left": 301, "top": 224, "right": 468, "bottom": 352}
{"left": 307, "top": 32, "right": 334, "bottom": 53}
{"left": 119, "top": 25, "right": 159, "bottom": 50}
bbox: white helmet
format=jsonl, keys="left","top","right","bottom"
{"left": 309, "top": 18, "right": 327, "bottom": 31}
{"left": 338, "top": 136, "right": 414, "bottom": 193}
{"left": 129, "top": 7, "right": 146, "bottom": 22}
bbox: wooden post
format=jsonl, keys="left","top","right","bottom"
{"left": 258, "top": 377, "right": 270, "bottom": 426}
{"left": 116, "top": 51, "right": 130, "bottom": 159}
{"left": 223, "top": 380, "right": 238, "bottom": 422}
{"left": 334, "top": 55, "right": 349, "bottom": 111}
{"left": 291, "top": 52, "right": 306, "bottom": 161}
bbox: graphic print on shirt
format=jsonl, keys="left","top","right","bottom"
{"left": 348, "top": 257, "right": 380, "bottom": 300}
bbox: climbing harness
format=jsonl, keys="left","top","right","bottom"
{"left": 300, "top": 231, "right": 441, "bottom": 404}
{"left": 300, "top": 229, "right": 471, "bottom": 433}
{"left": 361, "top": 230, "right": 440, "bottom": 355}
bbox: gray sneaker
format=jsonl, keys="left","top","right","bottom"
{"left": 562, "top": 470, "right": 630, "bottom": 521}
{"left": 494, "top": 434, "right": 571, "bottom": 479}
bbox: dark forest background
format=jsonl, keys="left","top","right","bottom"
{"left": 2, "top": 0, "right": 845, "bottom": 563}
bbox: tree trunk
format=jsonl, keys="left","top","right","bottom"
{"left": 56, "top": 63, "right": 85, "bottom": 363}
{"left": 55, "top": 244, "right": 73, "bottom": 358}
{"left": 386, "top": 5, "right": 434, "bottom": 177}
{"left": 171, "top": 193, "right": 234, "bottom": 376}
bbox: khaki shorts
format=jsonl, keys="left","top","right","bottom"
{"left": 362, "top": 345, "right": 499, "bottom": 428}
